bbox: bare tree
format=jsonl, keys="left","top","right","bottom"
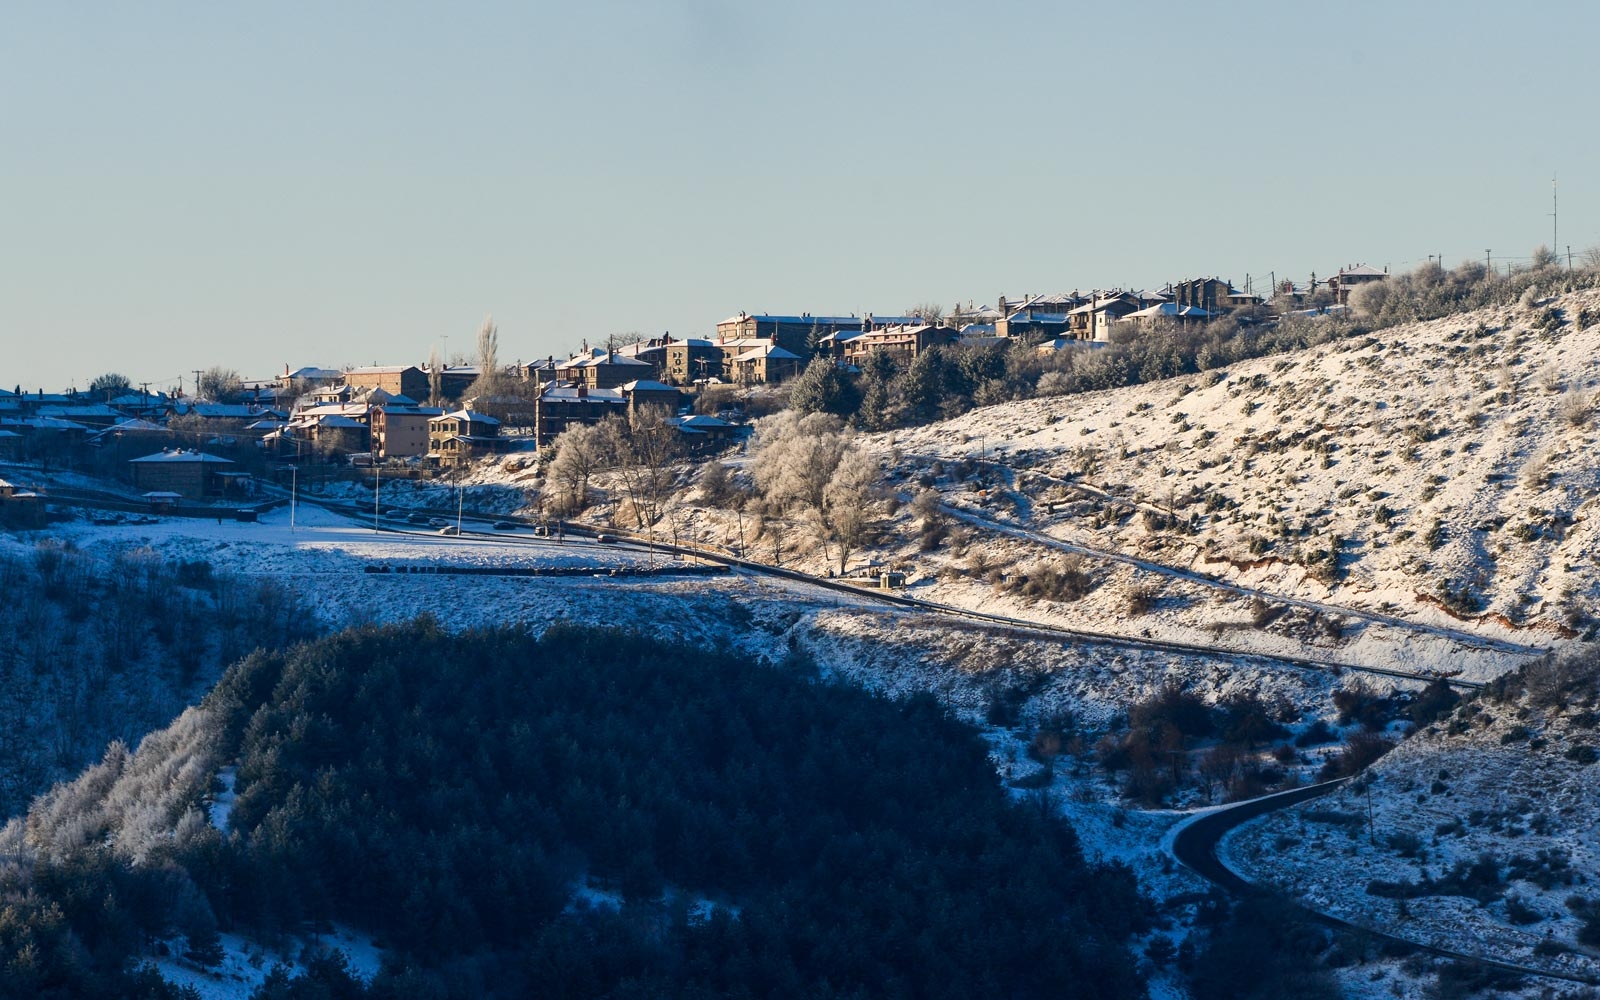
{"left": 428, "top": 347, "right": 443, "bottom": 406}
{"left": 469, "top": 315, "right": 504, "bottom": 400}
{"left": 905, "top": 301, "right": 945, "bottom": 323}
{"left": 610, "top": 405, "right": 683, "bottom": 529}
{"left": 822, "top": 446, "right": 880, "bottom": 574}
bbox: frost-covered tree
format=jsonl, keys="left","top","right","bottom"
{"left": 88, "top": 372, "right": 131, "bottom": 397}
{"left": 822, "top": 447, "right": 880, "bottom": 574}
{"left": 752, "top": 411, "right": 850, "bottom": 515}
{"left": 547, "top": 422, "right": 610, "bottom": 514}
{"left": 197, "top": 367, "right": 244, "bottom": 402}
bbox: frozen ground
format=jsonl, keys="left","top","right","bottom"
{"left": 152, "top": 925, "right": 382, "bottom": 1000}
{"left": 1226, "top": 700, "right": 1600, "bottom": 984}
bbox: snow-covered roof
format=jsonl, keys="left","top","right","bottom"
{"left": 130, "top": 450, "right": 234, "bottom": 465}
{"left": 720, "top": 313, "right": 862, "bottom": 326}
{"left": 15, "top": 416, "right": 90, "bottom": 430}
{"left": 92, "top": 418, "right": 169, "bottom": 435}
{"left": 173, "top": 403, "right": 280, "bottom": 419}
{"left": 373, "top": 404, "right": 444, "bottom": 416}
{"left": 1124, "top": 302, "right": 1215, "bottom": 320}
{"left": 434, "top": 409, "right": 501, "bottom": 425}
{"left": 621, "top": 380, "right": 678, "bottom": 393}
{"left": 734, "top": 345, "right": 802, "bottom": 362}
{"left": 312, "top": 414, "right": 365, "bottom": 428}
{"left": 567, "top": 352, "right": 652, "bottom": 369}
{"left": 346, "top": 365, "right": 421, "bottom": 375}
{"left": 39, "top": 404, "right": 120, "bottom": 417}
{"left": 539, "top": 384, "right": 626, "bottom": 403}
{"left": 141, "top": 491, "right": 185, "bottom": 499}
{"left": 672, "top": 414, "right": 731, "bottom": 428}
{"left": 1068, "top": 294, "right": 1140, "bottom": 316}
{"left": 1338, "top": 263, "right": 1388, "bottom": 277}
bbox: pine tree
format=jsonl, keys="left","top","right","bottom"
{"left": 789, "top": 357, "right": 859, "bottom": 417}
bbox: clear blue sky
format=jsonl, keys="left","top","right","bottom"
{"left": 4, "top": 1, "right": 1596, "bottom": 392}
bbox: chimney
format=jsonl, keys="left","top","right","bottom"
{"left": 577, "top": 384, "right": 587, "bottom": 399}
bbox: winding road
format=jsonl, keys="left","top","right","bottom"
{"left": 1167, "top": 779, "right": 1600, "bottom": 987}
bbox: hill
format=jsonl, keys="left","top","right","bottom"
{"left": 1227, "top": 646, "right": 1600, "bottom": 984}
{"left": 0, "top": 621, "right": 1148, "bottom": 999}
{"left": 829, "top": 286, "right": 1600, "bottom": 677}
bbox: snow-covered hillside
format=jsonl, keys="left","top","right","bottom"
{"left": 880, "top": 289, "right": 1600, "bottom": 651}
{"left": 1227, "top": 653, "right": 1600, "bottom": 985}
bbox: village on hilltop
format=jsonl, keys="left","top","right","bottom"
{"left": 0, "top": 265, "right": 1387, "bottom": 523}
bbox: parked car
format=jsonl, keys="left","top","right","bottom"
{"left": 438, "top": 525, "right": 460, "bottom": 536}
{"left": 595, "top": 533, "right": 616, "bottom": 544}
{"left": 428, "top": 517, "right": 447, "bottom": 527}
{"left": 492, "top": 521, "right": 516, "bottom": 531}
{"left": 407, "top": 513, "right": 430, "bottom": 524}
{"left": 532, "top": 525, "right": 548, "bottom": 536}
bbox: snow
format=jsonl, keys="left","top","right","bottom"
{"left": 1225, "top": 702, "right": 1600, "bottom": 982}
{"left": 151, "top": 925, "right": 382, "bottom": 1000}
{"left": 209, "top": 766, "right": 236, "bottom": 833}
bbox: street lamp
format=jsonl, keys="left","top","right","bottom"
{"left": 372, "top": 444, "right": 381, "bottom": 532}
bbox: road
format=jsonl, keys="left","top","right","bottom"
{"left": 271, "top": 491, "right": 1488, "bottom": 692}
{"left": 1167, "top": 780, "right": 1600, "bottom": 987}
{"left": 941, "top": 501, "right": 1547, "bottom": 658}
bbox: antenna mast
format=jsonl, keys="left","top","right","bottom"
{"left": 1552, "top": 175, "right": 1558, "bottom": 255}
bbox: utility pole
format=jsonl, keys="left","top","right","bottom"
{"left": 1552, "top": 176, "right": 1558, "bottom": 255}
{"left": 1485, "top": 249, "right": 1492, "bottom": 273}
{"left": 192, "top": 370, "right": 203, "bottom": 400}
{"left": 1366, "top": 780, "right": 1376, "bottom": 844}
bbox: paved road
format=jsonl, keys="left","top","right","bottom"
{"left": 1167, "top": 780, "right": 1600, "bottom": 987}
{"left": 280, "top": 491, "right": 1489, "bottom": 692}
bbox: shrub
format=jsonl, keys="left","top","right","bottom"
{"left": 1294, "top": 719, "right": 1338, "bottom": 747}
{"left": 1318, "top": 731, "right": 1396, "bottom": 779}
{"left": 1005, "top": 554, "right": 1096, "bottom": 602}
{"left": 1124, "top": 584, "right": 1158, "bottom": 616}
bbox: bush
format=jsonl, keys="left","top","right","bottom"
{"left": 1407, "top": 677, "right": 1460, "bottom": 726}
{"left": 1332, "top": 682, "right": 1398, "bottom": 730}
{"left": 1005, "top": 554, "right": 1096, "bottom": 602}
{"left": 1124, "top": 584, "right": 1158, "bottom": 616}
{"left": 1318, "top": 731, "right": 1396, "bottom": 779}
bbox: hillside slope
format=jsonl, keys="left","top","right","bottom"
{"left": 873, "top": 288, "right": 1600, "bottom": 665}
{"left": 1227, "top": 648, "right": 1600, "bottom": 983}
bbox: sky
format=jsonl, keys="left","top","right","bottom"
{"left": 4, "top": 1, "right": 1598, "bottom": 392}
